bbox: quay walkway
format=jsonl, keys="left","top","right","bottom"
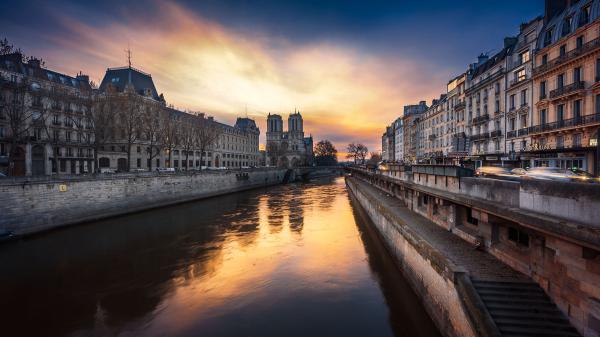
{"left": 351, "top": 177, "right": 581, "bottom": 337}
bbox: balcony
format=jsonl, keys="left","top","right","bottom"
{"left": 518, "top": 128, "right": 530, "bottom": 137}
{"left": 472, "top": 114, "right": 490, "bottom": 124}
{"left": 454, "top": 101, "right": 466, "bottom": 110}
{"left": 507, "top": 130, "right": 517, "bottom": 138}
{"left": 490, "top": 130, "right": 502, "bottom": 138}
{"left": 534, "top": 37, "right": 600, "bottom": 76}
{"left": 528, "top": 113, "right": 600, "bottom": 135}
{"left": 454, "top": 132, "right": 466, "bottom": 138}
{"left": 509, "top": 75, "right": 528, "bottom": 88}
{"left": 549, "top": 81, "right": 585, "bottom": 100}
{"left": 470, "top": 132, "right": 490, "bottom": 141}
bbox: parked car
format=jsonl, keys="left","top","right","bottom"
{"left": 475, "top": 166, "right": 512, "bottom": 178}
{"left": 157, "top": 167, "right": 175, "bottom": 173}
{"left": 99, "top": 168, "right": 116, "bottom": 174}
{"left": 524, "top": 167, "right": 582, "bottom": 182}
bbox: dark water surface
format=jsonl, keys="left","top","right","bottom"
{"left": 0, "top": 177, "right": 441, "bottom": 337}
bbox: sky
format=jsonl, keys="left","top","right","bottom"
{"left": 0, "top": 0, "right": 543, "bottom": 155}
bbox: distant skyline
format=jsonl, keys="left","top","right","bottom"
{"left": 0, "top": 0, "right": 544, "bottom": 154}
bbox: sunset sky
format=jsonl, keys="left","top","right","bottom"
{"left": 1, "top": 0, "right": 543, "bottom": 154}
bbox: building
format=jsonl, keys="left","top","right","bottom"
{"left": 393, "top": 117, "right": 403, "bottom": 162}
{"left": 265, "top": 111, "right": 313, "bottom": 167}
{"left": 96, "top": 65, "right": 261, "bottom": 171}
{"left": 465, "top": 43, "right": 514, "bottom": 168}
{"left": 381, "top": 125, "right": 395, "bottom": 162}
{"left": 447, "top": 73, "right": 469, "bottom": 162}
{"left": 530, "top": 0, "right": 600, "bottom": 174}
{"left": 0, "top": 53, "right": 94, "bottom": 176}
{"left": 402, "top": 101, "right": 428, "bottom": 163}
{"left": 421, "top": 95, "right": 451, "bottom": 164}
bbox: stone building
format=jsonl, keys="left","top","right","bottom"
{"left": 381, "top": 125, "right": 395, "bottom": 162}
{"left": 447, "top": 73, "right": 469, "bottom": 161}
{"left": 421, "top": 95, "right": 451, "bottom": 163}
{"left": 96, "top": 65, "right": 260, "bottom": 171}
{"left": 530, "top": 0, "right": 600, "bottom": 174}
{"left": 265, "top": 111, "right": 313, "bottom": 167}
{"left": 0, "top": 53, "right": 94, "bottom": 176}
{"left": 504, "top": 17, "right": 544, "bottom": 168}
{"left": 465, "top": 45, "right": 514, "bottom": 167}
{"left": 401, "top": 101, "right": 428, "bottom": 163}
{"left": 393, "top": 117, "right": 403, "bottom": 163}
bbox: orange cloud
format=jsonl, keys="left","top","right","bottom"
{"left": 33, "top": 2, "right": 447, "bottom": 153}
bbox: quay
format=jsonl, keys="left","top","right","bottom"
{"left": 347, "top": 164, "right": 600, "bottom": 337}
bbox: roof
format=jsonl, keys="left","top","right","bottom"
{"left": 538, "top": 0, "right": 600, "bottom": 49}
{"left": 470, "top": 46, "right": 512, "bottom": 78}
{"left": 0, "top": 53, "right": 92, "bottom": 91}
{"left": 99, "top": 66, "right": 161, "bottom": 101}
{"left": 235, "top": 117, "right": 259, "bottom": 131}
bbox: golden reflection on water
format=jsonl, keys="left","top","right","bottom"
{"left": 148, "top": 179, "right": 368, "bottom": 335}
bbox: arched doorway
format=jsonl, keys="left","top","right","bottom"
{"left": 10, "top": 147, "right": 26, "bottom": 176}
{"left": 117, "top": 158, "right": 127, "bottom": 172}
{"left": 31, "top": 145, "right": 46, "bottom": 176}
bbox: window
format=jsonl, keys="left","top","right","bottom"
{"left": 137, "top": 146, "right": 141, "bottom": 153}
{"left": 557, "top": 73, "right": 564, "bottom": 88}
{"left": 510, "top": 118, "right": 515, "bottom": 131}
{"left": 508, "top": 227, "right": 529, "bottom": 247}
{"left": 543, "top": 30, "right": 552, "bottom": 47}
{"left": 495, "top": 100, "right": 499, "bottom": 113}
{"left": 521, "top": 89, "right": 527, "bottom": 106}
{"left": 520, "top": 50, "right": 530, "bottom": 64}
{"left": 557, "top": 135, "right": 564, "bottom": 148}
{"left": 560, "top": 45, "right": 566, "bottom": 57}
{"left": 574, "top": 99, "right": 582, "bottom": 120}
{"left": 576, "top": 36, "right": 583, "bottom": 49}
{"left": 574, "top": 67, "right": 581, "bottom": 83}
{"left": 597, "top": 59, "right": 600, "bottom": 81}
{"left": 580, "top": 6, "right": 590, "bottom": 26}
{"left": 557, "top": 104, "right": 564, "bottom": 122}
{"left": 542, "top": 54, "right": 548, "bottom": 65}
{"left": 596, "top": 94, "right": 600, "bottom": 114}
{"left": 137, "top": 158, "right": 141, "bottom": 167}
{"left": 562, "top": 17, "right": 572, "bottom": 37}
{"left": 495, "top": 82, "right": 500, "bottom": 94}
{"left": 540, "top": 109, "right": 547, "bottom": 125}
{"left": 510, "top": 94, "right": 515, "bottom": 109}
{"left": 540, "top": 81, "right": 547, "bottom": 99}
{"left": 573, "top": 133, "right": 582, "bottom": 147}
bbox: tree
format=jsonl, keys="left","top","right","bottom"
{"left": 140, "top": 103, "right": 164, "bottom": 171}
{"left": 1, "top": 77, "right": 33, "bottom": 175}
{"left": 117, "top": 94, "right": 144, "bottom": 171}
{"left": 346, "top": 143, "right": 368, "bottom": 164}
{"left": 89, "top": 92, "right": 118, "bottom": 173}
{"left": 314, "top": 140, "right": 337, "bottom": 166}
{"left": 179, "top": 115, "right": 196, "bottom": 170}
{"left": 194, "top": 115, "right": 221, "bottom": 169}
{"left": 161, "top": 111, "right": 179, "bottom": 168}
{"left": 367, "top": 152, "right": 382, "bottom": 166}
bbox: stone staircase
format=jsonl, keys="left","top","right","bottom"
{"left": 472, "top": 280, "right": 581, "bottom": 337}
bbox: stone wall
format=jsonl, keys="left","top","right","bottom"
{"left": 346, "top": 177, "right": 478, "bottom": 337}
{"left": 0, "top": 168, "right": 286, "bottom": 237}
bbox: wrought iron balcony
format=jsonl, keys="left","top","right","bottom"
{"left": 528, "top": 113, "right": 600, "bottom": 135}
{"left": 454, "top": 101, "right": 466, "bottom": 110}
{"left": 549, "top": 81, "right": 585, "bottom": 100}
{"left": 490, "top": 130, "right": 502, "bottom": 138}
{"left": 534, "top": 37, "right": 600, "bottom": 76}
{"left": 472, "top": 114, "right": 490, "bottom": 124}
{"left": 470, "top": 132, "right": 490, "bottom": 141}
{"left": 509, "top": 75, "right": 528, "bottom": 87}
{"left": 518, "top": 128, "right": 530, "bottom": 137}
{"left": 507, "top": 130, "right": 517, "bottom": 138}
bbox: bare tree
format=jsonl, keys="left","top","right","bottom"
{"left": 117, "top": 93, "right": 144, "bottom": 171}
{"left": 179, "top": 115, "right": 196, "bottom": 171}
{"left": 346, "top": 143, "right": 368, "bottom": 164}
{"left": 1, "top": 77, "right": 33, "bottom": 176}
{"left": 140, "top": 103, "right": 164, "bottom": 171}
{"left": 194, "top": 116, "right": 221, "bottom": 170}
{"left": 161, "top": 110, "right": 179, "bottom": 168}
{"left": 346, "top": 143, "right": 357, "bottom": 164}
{"left": 89, "top": 92, "right": 118, "bottom": 173}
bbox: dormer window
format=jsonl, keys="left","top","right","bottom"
{"left": 562, "top": 16, "right": 572, "bottom": 37}
{"left": 543, "top": 29, "right": 553, "bottom": 47}
{"left": 111, "top": 77, "right": 120, "bottom": 83}
{"left": 579, "top": 6, "right": 591, "bottom": 27}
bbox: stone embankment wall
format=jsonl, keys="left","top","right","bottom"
{"left": 346, "top": 177, "right": 480, "bottom": 337}
{"left": 0, "top": 169, "right": 286, "bottom": 237}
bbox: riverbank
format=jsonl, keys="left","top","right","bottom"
{"left": 345, "top": 176, "right": 582, "bottom": 337}
{"left": 0, "top": 168, "right": 287, "bottom": 239}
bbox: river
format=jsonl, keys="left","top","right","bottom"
{"left": 0, "top": 177, "right": 441, "bottom": 337}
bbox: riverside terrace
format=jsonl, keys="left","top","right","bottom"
{"left": 347, "top": 164, "right": 600, "bottom": 336}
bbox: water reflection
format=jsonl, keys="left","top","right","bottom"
{"left": 0, "top": 177, "right": 439, "bottom": 337}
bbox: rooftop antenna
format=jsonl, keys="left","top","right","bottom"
{"left": 126, "top": 43, "right": 132, "bottom": 68}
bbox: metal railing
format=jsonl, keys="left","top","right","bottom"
{"left": 534, "top": 37, "right": 600, "bottom": 75}
{"left": 528, "top": 113, "right": 600, "bottom": 134}
{"left": 549, "top": 81, "right": 585, "bottom": 99}
{"left": 470, "top": 132, "right": 490, "bottom": 141}
{"left": 472, "top": 114, "right": 490, "bottom": 124}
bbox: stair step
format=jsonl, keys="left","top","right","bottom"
{"left": 489, "top": 309, "right": 570, "bottom": 323}
{"left": 479, "top": 295, "right": 554, "bottom": 306}
{"left": 494, "top": 317, "right": 577, "bottom": 330}
{"left": 472, "top": 280, "right": 539, "bottom": 288}
{"left": 474, "top": 284, "right": 546, "bottom": 294}
{"left": 485, "top": 302, "right": 562, "bottom": 313}
{"left": 477, "top": 289, "right": 548, "bottom": 298}
{"left": 498, "top": 325, "right": 580, "bottom": 337}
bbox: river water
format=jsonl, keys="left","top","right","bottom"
{"left": 0, "top": 177, "right": 440, "bottom": 337}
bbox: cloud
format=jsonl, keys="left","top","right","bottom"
{"left": 25, "top": 1, "right": 448, "bottom": 153}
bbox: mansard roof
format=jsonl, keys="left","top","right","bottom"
{"left": 99, "top": 66, "right": 161, "bottom": 101}
{"left": 538, "top": 0, "right": 600, "bottom": 49}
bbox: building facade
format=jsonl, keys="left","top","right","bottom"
{"left": 530, "top": 0, "right": 600, "bottom": 174}
{"left": 266, "top": 111, "right": 314, "bottom": 167}
{"left": 393, "top": 117, "right": 404, "bottom": 162}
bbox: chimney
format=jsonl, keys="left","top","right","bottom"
{"left": 76, "top": 73, "right": 89, "bottom": 84}
{"left": 544, "top": 0, "right": 568, "bottom": 23}
{"left": 27, "top": 58, "right": 41, "bottom": 68}
{"left": 477, "top": 53, "right": 489, "bottom": 66}
{"left": 208, "top": 116, "right": 214, "bottom": 121}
